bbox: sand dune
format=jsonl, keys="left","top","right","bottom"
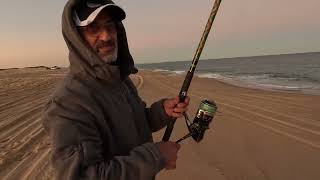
{"left": 0, "top": 68, "right": 319, "bottom": 180}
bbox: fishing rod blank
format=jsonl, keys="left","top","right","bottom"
{"left": 162, "top": 0, "right": 223, "bottom": 141}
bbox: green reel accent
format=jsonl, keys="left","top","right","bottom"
{"left": 197, "top": 100, "right": 217, "bottom": 118}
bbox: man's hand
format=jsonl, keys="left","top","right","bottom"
{"left": 163, "top": 96, "right": 190, "bottom": 118}
{"left": 155, "top": 141, "right": 181, "bottom": 170}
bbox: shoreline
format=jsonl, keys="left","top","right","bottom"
{"left": 144, "top": 69, "right": 320, "bottom": 97}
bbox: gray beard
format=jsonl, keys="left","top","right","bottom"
{"left": 99, "top": 44, "right": 118, "bottom": 63}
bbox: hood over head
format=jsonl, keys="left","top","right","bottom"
{"left": 62, "top": 0, "right": 138, "bottom": 82}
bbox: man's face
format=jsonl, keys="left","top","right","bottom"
{"left": 79, "top": 12, "right": 118, "bottom": 63}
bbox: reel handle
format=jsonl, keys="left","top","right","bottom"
{"left": 176, "top": 133, "right": 193, "bottom": 144}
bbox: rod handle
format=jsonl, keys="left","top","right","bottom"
{"left": 162, "top": 119, "right": 176, "bottom": 141}
{"left": 162, "top": 94, "right": 185, "bottom": 141}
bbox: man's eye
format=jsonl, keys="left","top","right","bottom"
{"left": 105, "top": 23, "right": 116, "bottom": 31}
{"left": 88, "top": 24, "right": 100, "bottom": 34}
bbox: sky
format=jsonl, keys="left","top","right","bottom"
{"left": 0, "top": 0, "right": 319, "bottom": 68}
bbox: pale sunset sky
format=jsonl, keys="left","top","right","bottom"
{"left": 0, "top": 0, "right": 319, "bottom": 68}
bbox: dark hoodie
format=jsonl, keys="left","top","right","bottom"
{"left": 42, "top": 0, "right": 170, "bottom": 179}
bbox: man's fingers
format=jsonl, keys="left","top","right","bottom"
{"left": 176, "top": 103, "right": 188, "bottom": 108}
{"left": 168, "top": 141, "right": 181, "bottom": 151}
{"left": 171, "top": 112, "right": 184, "bottom": 118}
{"left": 185, "top": 96, "right": 190, "bottom": 103}
{"left": 177, "top": 97, "right": 190, "bottom": 107}
{"left": 175, "top": 143, "right": 181, "bottom": 150}
{"left": 169, "top": 96, "right": 189, "bottom": 107}
{"left": 165, "top": 161, "right": 177, "bottom": 170}
{"left": 165, "top": 96, "right": 190, "bottom": 118}
{"left": 167, "top": 97, "right": 179, "bottom": 107}
{"left": 173, "top": 96, "right": 180, "bottom": 104}
{"left": 165, "top": 164, "right": 176, "bottom": 170}
{"left": 168, "top": 161, "right": 177, "bottom": 167}
{"left": 162, "top": 142, "right": 180, "bottom": 170}
{"left": 174, "top": 107, "right": 188, "bottom": 113}
{"left": 174, "top": 96, "right": 189, "bottom": 103}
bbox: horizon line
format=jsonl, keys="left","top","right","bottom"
{"left": 136, "top": 51, "right": 320, "bottom": 65}
{"left": 1, "top": 51, "right": 319, "bottom": 70}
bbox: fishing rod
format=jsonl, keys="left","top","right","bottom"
{"left": 162, "top": 0, "right": 223, "bottom": 142}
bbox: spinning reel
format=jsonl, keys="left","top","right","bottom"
{"left": 176, "top": 100, "right": 217, "bottom": 143}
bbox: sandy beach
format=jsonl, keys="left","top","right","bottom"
{"left": 0, "top": 67, "right": 319, "bottom": 180}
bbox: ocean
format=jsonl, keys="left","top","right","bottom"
{"left": 136, "top": 52, "right": 320, "bottom": 95}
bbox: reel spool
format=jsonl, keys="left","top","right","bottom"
{"left": 176, "top": 99, "right": 217, "bottom": 143}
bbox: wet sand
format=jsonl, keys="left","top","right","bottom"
{"left": 0, "top": 68, "right": 319, "bottom": 180}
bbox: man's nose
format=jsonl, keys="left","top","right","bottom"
{"left": 99, "top": 29, "right": 112, "bottom": 41}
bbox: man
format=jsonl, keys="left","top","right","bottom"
{"left": 42, "top": 0, "right": 189, "bottom": 179}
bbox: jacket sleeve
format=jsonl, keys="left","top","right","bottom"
{"left": 125, "top": 78, "right": 172, "bottom": 132}
{"left": 42, "top": 98, "right": 165, "bottom": 180}
{"left": 144, "top": 99, "right": 172, "bottom": 132}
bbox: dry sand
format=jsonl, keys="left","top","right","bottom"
{"left": 0, "top": 68, "right": 319, "bottom": 180}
